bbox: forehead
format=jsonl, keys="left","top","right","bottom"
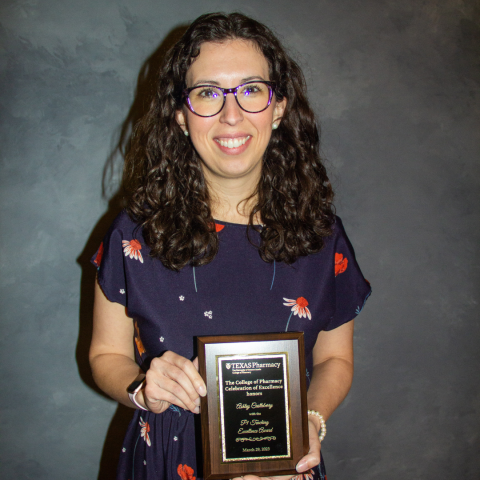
{"left": 186, "top": 39, "right": 270, "bottom": 86}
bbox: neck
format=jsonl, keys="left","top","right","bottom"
{"left": 207, "top": 177, "right": 260, "bottom": 225}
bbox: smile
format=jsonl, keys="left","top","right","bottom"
{"left": 215, "top": 136, "right": 251, "bottom": 149}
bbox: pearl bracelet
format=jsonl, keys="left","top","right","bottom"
{"left": 307, "top": 410, "right": 327, "bottom": 442}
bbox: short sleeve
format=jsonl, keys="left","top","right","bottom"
{"left": 324, "top": 217, "right": 372, "bottom": 331}
{"left": 91, "top": 211, "right": 134, "bottom": 307}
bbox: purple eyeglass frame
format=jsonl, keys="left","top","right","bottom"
{"left": 182, "top": 80, "right": 276, "bottom": 117}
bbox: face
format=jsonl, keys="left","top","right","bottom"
{"left": 176, "top": 39, "right": 286, "bottom": 187}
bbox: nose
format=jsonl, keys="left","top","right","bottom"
{"left": 219, "top": 92, "right": 244, "bottom": 126}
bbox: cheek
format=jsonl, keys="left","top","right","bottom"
{"left": 187, "top": 121, "right": 219, "bottom": 162}
{"left": 188, "top": 118, "right": 212, "bottom": 144}
{"left": 256, "top": 110, "right": 275, "bottom": 134}
{"left": 257, "top": 119, "right": 274, "bottom": 141}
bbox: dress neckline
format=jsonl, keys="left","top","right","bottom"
{"left": 214, "top": 219, "right": 263, "bottom": 228}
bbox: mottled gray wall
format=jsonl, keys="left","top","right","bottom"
{"left": 1, "top": 0, "right": 479, "bottom": 479}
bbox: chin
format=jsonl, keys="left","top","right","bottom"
{"left": 224, "top": 164, "right": 259, "bottom": 178}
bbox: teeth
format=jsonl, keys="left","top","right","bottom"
{"left": 217, "top": 136, "right": 250, "bottom": 148}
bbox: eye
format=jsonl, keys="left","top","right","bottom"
{"left": 239, "top": 82, "right": 266, "bottom": 97}
{"left": 195, "top": 87, "right": 220, "bottom": 99}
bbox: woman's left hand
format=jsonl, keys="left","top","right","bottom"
{"left": 232, "top": 418, "right": 321, "bottom": 480}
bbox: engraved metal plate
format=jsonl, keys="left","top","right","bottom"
{"left": 218, "top": 354, "right": 291, "bottom": 462}
{"left": 197, "top": 332, "right": 308, "bottom": 480}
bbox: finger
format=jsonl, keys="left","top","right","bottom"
{"left": 296, "top": 420, "right": 321, "bottom": 472}
{"left": 143, "top": 373, "right": 192, "bottom": 412}
{"left": 135, "top": 386, "right": 170, "bottom": 414}
{"left": 146, "top": 362, "right": 201, "bottom": 412}
{"left": 189, "top": 356, "right": 207, "bottom": 396}
{"left": 144, "top": 371, "right": 198, "bottom": 412}
{"left": 164, "top": 352, "right": 206, "bottom": 398}
{"left": 153, "top": 353, "right": 202, "bottom": 403}
{"left": 142, "top": 397, "right": 171, "bottom": 415}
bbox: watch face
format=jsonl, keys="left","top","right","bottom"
{"left": 127, "top": 375, "right": 146, "bottom": 394}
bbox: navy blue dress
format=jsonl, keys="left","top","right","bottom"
{"left": 92, "top": 211, "right": 371, "bottom": 480}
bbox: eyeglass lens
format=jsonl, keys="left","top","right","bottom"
{"left": 188, "top": 82, "right": 271, "bottom": 116}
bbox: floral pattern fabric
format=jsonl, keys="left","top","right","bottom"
{"left": 92, "top": 211, "right": 371, "bottom": 480}
{"left": 123, "top": 239, "right": 144, "bottom": 263}
{"left": 177, "top": 464, "right": 196, "bottom": 480}
{"left": 334, "top": 252, "right": 348, "bottom": 276}
{"left": 134, "top": 321, "right": 146, "bottom": 357}
{"left": 93, "top": 242, "right": 104, "bottom": 268}
{"left": 139, "top": 417, "right": 151, "bottom": 447}
{"left": 284, "top": 297, "right": 312, "bottom": 331}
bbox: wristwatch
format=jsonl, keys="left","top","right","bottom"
{"left": 127, "top": 373, "right": 148, "bottom": 411}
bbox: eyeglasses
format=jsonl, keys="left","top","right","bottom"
{"left": 183, "top": 80, "right": 276, "bottom": 117}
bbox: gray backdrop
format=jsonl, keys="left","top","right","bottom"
{"left": 1, "top": 0, "right": 479, "bottom": 479}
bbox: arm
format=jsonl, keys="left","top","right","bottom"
{"left": 307, "top": 319, "right": 354, "bottom": 423}
{"left": 89, "top": 279, "right": 205, "bottom": 412}
{"left": 295, "top": 319, "right": 354, "bottom": 473}
{"left": 89, "top": 279, "right": 141, "bottom": 408}
{"left": 238, "top": 320, "right": 354, "bottom": 480}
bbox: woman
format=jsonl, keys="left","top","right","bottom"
{"left": 90, "top": 12, "right": 371, "bottom": 480}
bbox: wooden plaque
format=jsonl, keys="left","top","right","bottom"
{"left": 197, "top": 332, "right": 308, "bottom": 480}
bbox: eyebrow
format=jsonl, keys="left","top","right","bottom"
{"left": 192, "top": 76, "right": 267, "bottom": 87}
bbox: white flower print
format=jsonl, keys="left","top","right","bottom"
{"left": 204, "top": 311, "right": 213, "bottom": 319}
{"left": 283, "top": 297, "right": 312, "bottom": 319}
{"left": 122, "top": 448, "right": 126, "bottom": 453}
{"left": 120, "top": 289, "right": 125, "bottom": 294}
{"left": 139, "top": 416, "right": 151, "bottom": 447}
{"left": 122, "top": 239, "right": 144, "bottom": 263}
{"left": 179, "top": 295, "right": 185, "bottom": 301}
{"left": 174, "top": 436, "right": 178, "bottom": 441}
{"left": 283, "top": 297, "right": 311, "bottom": 331}
{"left": 159, "top": 336, "right": 164, "bottom": 342}
{"left": 144, "top": 460, "right": 147, "bottom": 465}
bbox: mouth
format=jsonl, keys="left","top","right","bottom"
{"left": 215, "top": 136, "right": 251, "bottom": 149}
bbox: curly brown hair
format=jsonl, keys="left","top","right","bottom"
{"left": 123, "top": 12, "right": 335, "bottom": 271}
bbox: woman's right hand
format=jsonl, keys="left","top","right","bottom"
{"left": 140, "top": 352, "right": 207, "bottom": 414}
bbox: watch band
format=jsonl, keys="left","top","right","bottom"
{"left": 127, "top": 374, "right": 148, "bottom": 411}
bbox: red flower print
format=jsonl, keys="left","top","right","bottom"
{"left": 283, "top": 297, "right": 312, "bottom": 319}
{"left": 283, "top": 297, "right": 311, "bottom": 331}
{"left": 177, "top": 464, "right": 196, "bottom": 480}
{"left": 93, "top": 242, "right": 104, "bottom": 268}
{"left": 134, "top": 321, "right": 146, "bottom": 356}
{"left": 335, "top": 252, "right": 348, "bottom": 276}
{"left": 292, "top": 469, "right": 314, "bottom": 480}
{"left": 139, "top": 416, "right": 151, "bottom": 446}
{"left": 122, "top": 239, "right": 143, "bottom": 263}
{"left": 209, "top": 222, "right": 225, "bottom": 232}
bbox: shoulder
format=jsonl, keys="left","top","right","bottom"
{"left": 332, "top": 215, "right": 346, "bottom": 235}
{"left": 102, "top": 210, "right": 146, "bottom": 244}
{"left": 323, "top": 215, "right": 348, "bottom": 248}
{"left": 107, "top": 209, "right": 141, "bottom": 233}
{"left": 323, "top": 215, "right": 360, "bottom": 271}
{"left": 97, "top": 210, "right": 147, "bottom": 263}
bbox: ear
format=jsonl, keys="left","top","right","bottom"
{"left": 175, "top": 109, "right": 188, "bottom": 133}
{"left": 273, "top": 96, "right": 287, "bottom": 126}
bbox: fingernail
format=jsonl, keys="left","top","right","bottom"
{"left": 296, "top": 461, "right": 306, "bottom": 472}
{"left": 194, "top": 397, "right": 201, "bottom": 406}
{"left": 198, "top": 385, "right": 206, "bottom": 397}
{"left": 194, "top": 406, "right": 200, "bottom": 414}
